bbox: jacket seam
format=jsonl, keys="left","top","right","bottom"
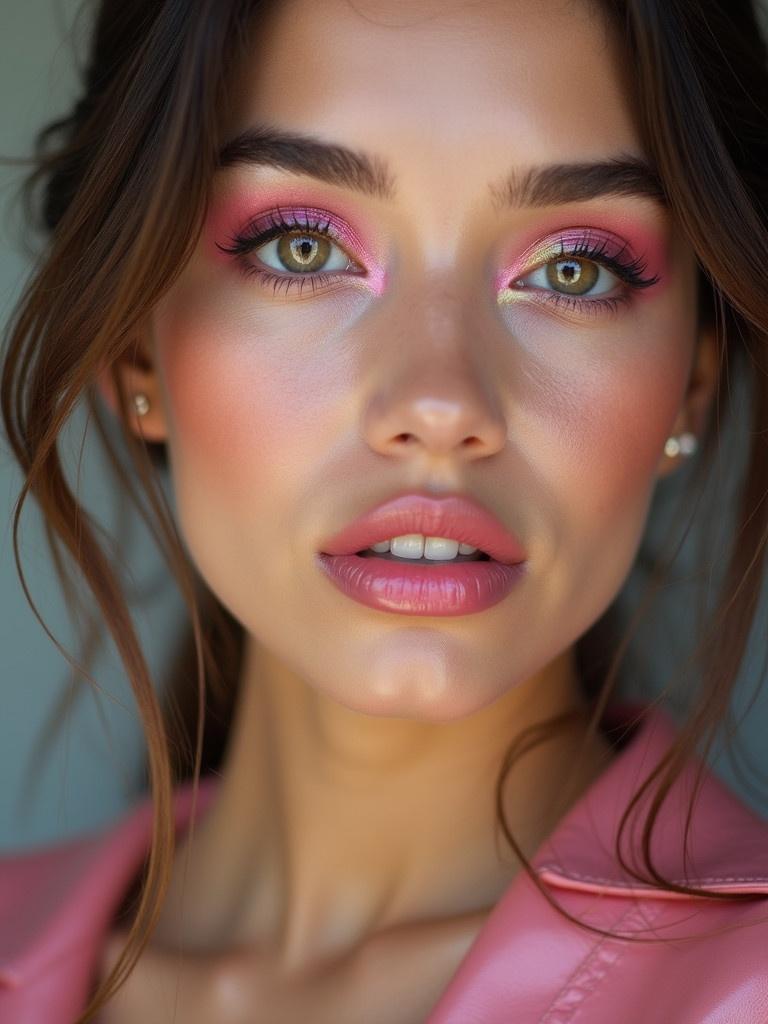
{"left": 536, "top": 900, "right": 666, "bottom": 1023}
{"left": 537, "top": 865, "right": 768, "bottom": 886}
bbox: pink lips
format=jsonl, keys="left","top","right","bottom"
{"left": 319, "top": 493, "right": 526, "bottom": 564}
{"left": 316, "top": 493, "right": 527, "bottom": 617}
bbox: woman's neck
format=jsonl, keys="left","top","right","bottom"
{"left": 150, "top": 638, "right": 615, "bottom": 973}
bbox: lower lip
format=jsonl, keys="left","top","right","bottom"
{"left": 315, "top": 553, "right": 526, "bottom": 616}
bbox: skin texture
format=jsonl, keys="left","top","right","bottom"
{"left": 97, "top": 0, "right": 719, "bottom": 1019}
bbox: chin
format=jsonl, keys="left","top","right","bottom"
{"left": 326, "top": 678, "right": 507, "bottom": 723}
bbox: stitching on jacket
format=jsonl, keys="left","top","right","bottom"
{"left": 536, "top": 901, "right": 666, "bottom": 1024}
{"left": 537, "top": 865, "right": 768, "bottom": 886}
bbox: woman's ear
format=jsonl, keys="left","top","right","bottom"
{"left": 95, "top": 333, "right": 169, "bottom": 444}
{"left": 656, "top": 320, "right": 720, "bottom": 479}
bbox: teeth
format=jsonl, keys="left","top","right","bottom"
{"left": 369, "top": 534, "right": 480, "bottom": 560}
{"left": 391, "top": 534, "right": 428, "bottom": 558}
{"left": 424, "top": 537, "right": 461, "bottom": 560}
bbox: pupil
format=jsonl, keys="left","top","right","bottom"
{"left": 293, "top": 237, "right": 316, "bottom": 262}
{"left": 278, "top": 232, "right": 333, "bottom": 273}
{"left": 557, "top": 261, "right": 580, "bottom": 284}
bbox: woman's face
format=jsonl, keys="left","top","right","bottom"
{"left": 141, "top": 0, "right": 707, "bottom": 719}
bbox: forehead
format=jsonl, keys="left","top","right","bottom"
{"left": 224, "top": 0, "right": 640, "bottom": 172}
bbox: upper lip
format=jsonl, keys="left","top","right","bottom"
{"left": 318, "top": 492, "right": 527, "bottom": 565}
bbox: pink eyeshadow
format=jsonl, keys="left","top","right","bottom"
{"left": 494, "top": 211, "right": 669, "bottom": 296}
{"left": 205, "top": 181, "right": 388, "bottom": 294}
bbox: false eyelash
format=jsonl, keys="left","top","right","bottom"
{"left": 552, "top": 234, "right": 660, "bottom": 290}
{"left": 217, "top": 206, "right": 337, "bottom": 257}
{"left": 216, "top": 207, "right": 355, "bottom": 296}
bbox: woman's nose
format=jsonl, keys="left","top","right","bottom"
{"left": 359, "top": 285, "right": 509, "bottom": 462}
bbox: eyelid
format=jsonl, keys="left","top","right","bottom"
{"left": 218, "top": 207, "right": 354, "bottom": 260}
{"left": 217, "top": 204, "right": 387, "bottom": 293}
{"left": 494, "top": 229, "right": 660, "bottom": 321}
{"left": 498, "top": 227, "right": 658, "bottom": 293}
{"left": 499, "top": 228, "right": 651, "bottom": 284}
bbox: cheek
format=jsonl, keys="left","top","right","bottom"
{"left": 149, "top": 276, "right": 360, "bottom": 537}
{"left": 500, "top": 291, "right": 698, "bottom": 637}
{"left": 560, "top": 353, "right": 680, "bottom": 503}
{"left": 511, "top": 300, "right": 695, "bottom": 536}
{"left": 150, "top": 286, "right": 319, "bottom": 516}
{"left": 160, "top": 333, "right": 281, "bottom": 496}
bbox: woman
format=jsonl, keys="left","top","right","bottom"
{"left": 2, "top": 0, "right": 768, "bottom": 1020}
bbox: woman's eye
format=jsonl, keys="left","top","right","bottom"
{"left": 254, "top": 231, "right": 357, "bottom": 275}
{"left": 517, "top": 257, "right": 619, "bottom": 297}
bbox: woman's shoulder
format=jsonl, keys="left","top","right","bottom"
{"left": 0, "top": 776, "right": 219, "bottom": 1022}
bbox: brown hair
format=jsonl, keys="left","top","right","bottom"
{"left": 1, "top": 0, "right": 767, "bottom": 1018}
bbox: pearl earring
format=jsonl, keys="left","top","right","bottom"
{"left": 133, "top": 393, "right": 151, "bottom": 417}
{"left": 664, "top": 432, "right": 698, "bottom": 458}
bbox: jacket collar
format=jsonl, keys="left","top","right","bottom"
{"left": 2, "top": 701, "right": 767, "bottom": 991}
{"left": 533, "top": 701, "right": 768, "bottom": 897}
{"left": 0, "top": 777, "right": 217, "bottom": 990}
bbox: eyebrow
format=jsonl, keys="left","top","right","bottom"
{"left": 217, "top": 124, "right": 666, "bottom": 209}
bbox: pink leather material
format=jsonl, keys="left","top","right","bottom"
{"left": 533, "top": 704, "right": 768, "bottom": 899}
{"left": 0, "top": 780, "right": 218, "bottom": 1023}
{"left": 425, "top": 705, "right": 768, "bottom": 1023}
{"left": 425, "top": 869, "right": 768, "bottom": 1023}
{"left": 1, "top": 703, "right": 767, "bottom": 1023}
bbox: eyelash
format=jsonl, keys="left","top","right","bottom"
{"left": 217, "top": 209, "right": 660, "bottom": 312}
{"left": 217, "top": 208, "right": 356, "bottom": 298}
{"left": 520, "top": 235, "right": 659, "bottom": 317}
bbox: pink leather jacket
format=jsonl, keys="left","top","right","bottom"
{"left": 2, "top": 702, "right": 768, "bottom": 1023}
